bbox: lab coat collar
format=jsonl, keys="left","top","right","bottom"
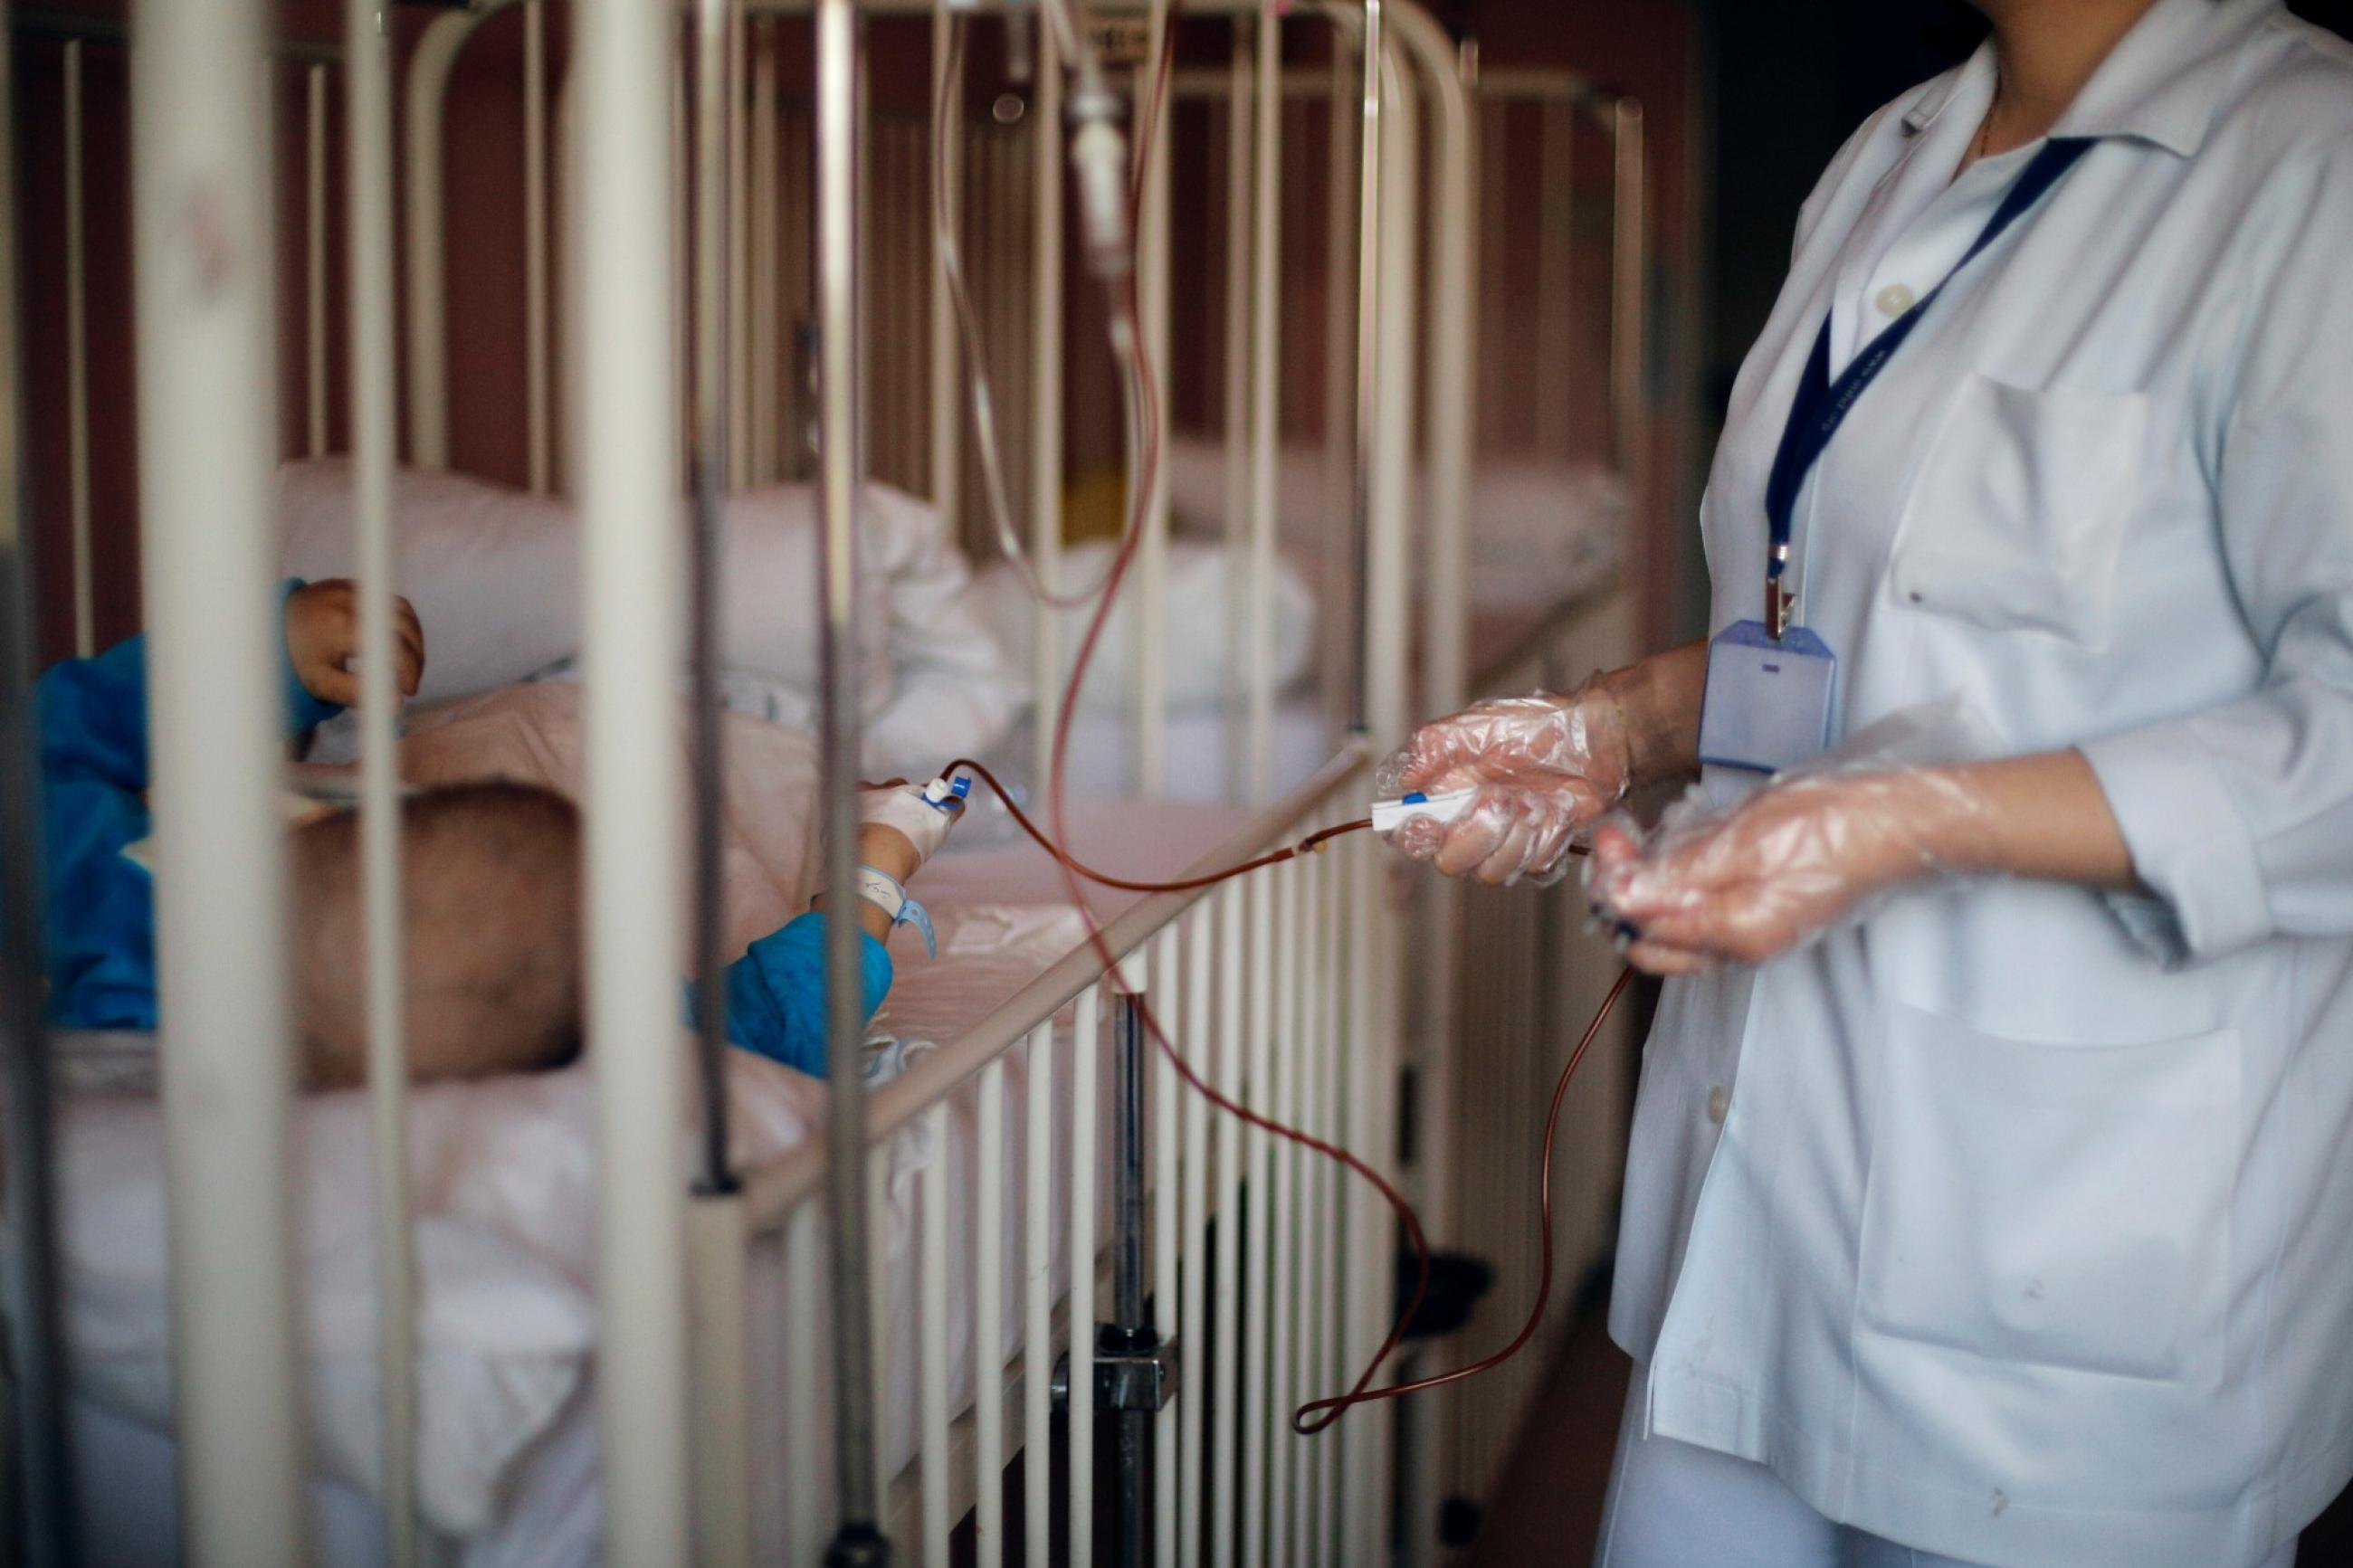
{"left": 1899, "top": 0, "right": 2275, "bottom": 158}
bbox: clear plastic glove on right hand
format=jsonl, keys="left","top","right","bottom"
{"left": 1375, "top": 679, "right": 1634, "bottom": 886}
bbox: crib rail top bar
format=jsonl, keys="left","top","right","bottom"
{"left": 735, "top": 737, "right": 1373, "bottom": 1236}
{"left": 12, "top": 5, "right": 343, "bottom": 64}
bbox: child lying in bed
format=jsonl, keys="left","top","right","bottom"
{"left": 38, "top": 578, "right": 958, "bottom": 1088}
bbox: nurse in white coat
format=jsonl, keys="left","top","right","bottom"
{"left": 1386, "top": 1, "right": 2353, "bottom": 1563}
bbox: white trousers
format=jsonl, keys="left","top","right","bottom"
{"left": 1594, "top": 1365, "right": 2300, "bottom": 1568}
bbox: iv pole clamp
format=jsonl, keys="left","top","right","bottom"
{"left": 814, "top": 0, "right": 889, "bottom": 1563}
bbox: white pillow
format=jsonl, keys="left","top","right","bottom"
{"left": 275, "top": 461, "right": 1028, "bottom": 774}
{"left": 1161, "top": 435, "right": 1627, "bottom": 612}
{"left": 277, "top": 459, "right": 586, "bottom": 707}
{"left": 715, "top": 480, "right": 1028, "bottom": 774}
{"left": 970, "top": 537, "right": 1317, "bottom": 713}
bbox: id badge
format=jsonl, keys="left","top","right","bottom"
{"left": 1696, "top": 620, "right": 1837, "bottom": 774}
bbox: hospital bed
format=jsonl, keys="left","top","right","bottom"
{"left": 2, "top": 3, "right": 1649, "bottom": 1564}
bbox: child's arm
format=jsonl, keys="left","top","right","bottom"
{"left": 710, "top": 825, "right": 925, "bottom": 1076}
{"left": 35, "top": 580, "right": 421, "bottom": 1031}
{"left": 37, "top": 578, "right": 423, "bottom": 793}
{"left": 712, "top": 783, "right": 966, "bottom": 1077}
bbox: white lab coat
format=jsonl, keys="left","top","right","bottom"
{"left": 1612, "top": 4, "right": 2353, "bottom": 1564}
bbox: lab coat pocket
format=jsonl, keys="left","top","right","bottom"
{"left": 1887, "top": 375, "right": 2148, "bottom": 645}
{"left": 1857, "top": 1003, "right": 2234, "bottom": 1385}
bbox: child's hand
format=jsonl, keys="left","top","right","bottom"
{"left": 286, "top": 579, "right": 424, "bottom": 708}
{"left": 856, "top": 774, "right": 967, "bottom": 878}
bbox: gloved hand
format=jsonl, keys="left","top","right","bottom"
{"left": 1583, "top": 765, "right": 1995, "bottom": 974}
{"left": 1376, "top": 679, "right": 1635, "bottom": 886}
{"left": 856, "top": 773, "right": 968, "bottom": 876}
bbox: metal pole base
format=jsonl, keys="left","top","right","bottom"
{"left": 823, "top": 1525, "right": 893, "bottom": 1568}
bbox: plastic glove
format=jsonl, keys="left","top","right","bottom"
{"left": 1584, "top": 765, "right": 1996, "bottom": 974}
{"left": 1376, "top": 679, "right": 1634, "bottom": 886}
{"left": 857, "top": 773, "right": 968, "bottom": 872}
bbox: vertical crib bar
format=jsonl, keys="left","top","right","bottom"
{"left": 1178, "top": 904, "right": 1214, "bottom": 1568}
{"left": 62, "top": 38, "right": 92, "bottom": 655}
{"left": 928, "top": 2, "right": 961, "bottom": 527}
{"left": 1343, "top": 834, "right": 1396, "bottom": 1566}
{"left": 577, "top": 0, "right": 693, "bottom": 1553}
{"left": 1319, "top": 844, "right": 1346, "bottom": 1562}
{"left": 1218, "top": 29, "right": 1251, "bottom": 799}
{"left": 1243, "top": 0, "right": 1281, "bottom": 805}
{"left": 132, "top": 0, "right": 303, "bottom": 1555}
{"left": 891, "top": 127, "right": 919, "bottom": 491}
{"left": 1152, "top": 927, "right": 1183, "bottom": 1568}
{"left": 1534, "top": 99, "right": 1572, "bottom": 460}
{"left": 1028, "top": 20, "right": 1064, "bottom": 790}
{"left": 0, "top": 6, "right": 79, "bottom": 1555}
{"left": 920, "top": 1103, "right": 953, "bottom": 1564}
{"left": 1479, "top": 95, "right": 1507, "bottom": 453}
{"left": 1418, "top": 24, "right": 1475, "bottom": 732}
{"left": 1024, "top": 1020, "right": 1055, "bottom": 1568}
{"left": 1365, "top": 46, "right": 1417, "bottom": 758}
{"left": 1347, "top": 0, "right": 1385, "bottom": 737}
{"left": 1133, "top": 5, "right": 1173, "bottom": 794}
{"left": 557, "top": 76, "right": 577, "bottom": 487}
{"left": 786, "top": 1202, "right": 829, "bottom": 1563}
{"left": 691, "top": 0, "right": 739, "bottom": 1199}
{"left": 525, "top": 0, "right": 553, "bottom": 492}
{"left": 690, "top": 1195, "right": 753, "bottom": 1568}
{"left": 1319, "top": 39, "right": 1358, "bottom": 738}
{"left": 751, "top": 22, "right": 779, "bottom": 485}
{"left": 673, "top": 59, "right": 691, "bottom": 472}
{"left": 1069, "top": 984, "right": 1101, "bottom": 1568}
{"left": 348, "top": 0, "right": 418, "bottom": 1558}
{"left": 1265, "top": 859, "right": 1300, "bottom": 1552}
{"left": 1293, "top": 851, "right": 1326, "bottom": 1561}
{"left": 975, "top": 1055, "right": 1008, "bottom": 1568}
{"left": 815, "top": 1, "right": 889, "bottom": 1558}
{"left": 403, "top": 12, "right": 480, "bottom": 470}
{"left": 1210, "top": 881, "right": 1244, "bottom": 1568}
{"left": 1609, "top": 98, "right": 1647, "bottom": 490}
{"left": 869, "top": 1151, "right": 894, "bottom": 1530}
{"left": 1240, "top": 871, "right": 1273, "bottom": 1568}
{"left": 728, "top": 0, "right": 751, "bottom": 496}
{"left": 1404, "top": 18, "right": 1475, "bottom": 1411}
{"left": 304, "top": 62, "right": 328, "bottom": 459}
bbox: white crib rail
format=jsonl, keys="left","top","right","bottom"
{"left": 688, "top": 740, "right": 1395, "bottom": 1563}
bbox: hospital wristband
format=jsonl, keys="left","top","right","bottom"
{"left": 856, "top": 865, "right": 938, "bottom": 959}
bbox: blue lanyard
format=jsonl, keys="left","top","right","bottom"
{"left": 1760, "top": 136, "right": 2092, "bottom": 637}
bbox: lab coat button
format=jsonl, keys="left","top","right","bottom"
{"left": 1874, "top": 282, "right": 1917, "bottom": 317}
{"left": 1706, "top": 1085, "right": 1730, "bottom": 1125}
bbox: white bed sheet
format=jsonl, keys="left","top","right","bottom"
{"left": 66, "top": 795, "right": 1261, "bottom": 1566}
